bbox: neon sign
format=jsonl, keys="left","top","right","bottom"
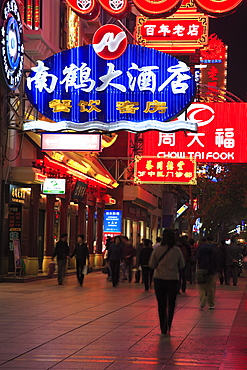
{"left": 0, "top": 0, "right": 24, "bottom": 91}
{"left": 24, "top": 44, "right": 196, "bottom": 133}
{"left": 92, "top": 25, "right": 127, "bottom": 60}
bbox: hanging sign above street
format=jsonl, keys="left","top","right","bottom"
{"left": 41, "top": 133, "right": 102, "bottom": 152}
{"left": 134, "top": 156, "right": 197, "bottom": 185}
{"left": 24, "top": 44, "right": 196, "bottom": 133}
{"left": 0, "top": 0, "right": 24, "bottom": 91}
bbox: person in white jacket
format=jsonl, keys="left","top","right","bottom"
{"left": 149, "top": 229, "right": 185, "bottom": 336}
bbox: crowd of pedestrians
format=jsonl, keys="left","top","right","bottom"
{"left": 51, "top": 230, "right": 246, "bottom": 337}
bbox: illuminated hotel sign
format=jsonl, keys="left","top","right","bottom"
{"left": 41, "top": 133, "right": 102, "bottom": 151}
{"left": 24, "top": 44, "right": 196, "bottom": 133}
{"left": 136, "top": 15, "right": 208, "bottom": 53}
{"left": 142, "top": 103, "right": 247, "bottom": 163}
{"left": 134, "top": 156, "right": 196, "bottom": 184}
{"left": 0, "top": 0, "right": 24, "bottom": 91}
{"left": 103, "top": 210, "right": 122, "bottom": 233}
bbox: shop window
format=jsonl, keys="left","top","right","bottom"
{"left": 24, "top": 0, "right": 42, "bottom": 30}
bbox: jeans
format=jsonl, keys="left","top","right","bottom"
{"left": 198, "top": 274, "right": 216, "bottom": 307}
{"left": 76, "top": 259, "right": 85, "bottom": 285}
{"left": 57, "top": 259, "right": 66, "bottom": 284}
{"left": 124, "top": 262, "right": 132, "bottom": 282}
{"left": 226, "top": 263, "right": 239, "bottom": 285}
{"left": 110, "top": 260, "right": 120, "bottom": 287}
{"left": 142, "top": 266, "right": 154, "bottom": 291}
{"left": 154, "top": 279, "right": 178, "bottom": 334}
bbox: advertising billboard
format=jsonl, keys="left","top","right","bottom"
{"left": 142, "top": 103, "right": 247, "bottom": 163}
{"left": 103, "top": 210, "right": 122, "bottom": 233}
{"left": 24, "top": 44, "right": 196, "bottom": 133}
{"left": 43, "top": 179, "right": 66, "bottom": 194}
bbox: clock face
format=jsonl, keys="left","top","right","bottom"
{"left": 0, "top": 0, "right": 24, "bottom": 91}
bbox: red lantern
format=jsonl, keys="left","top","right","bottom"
{"left": 132, "top": 0, "right": 183, "bottom": 18}
{"left": 98, "top": 0, "right": 131, "bottom": 19}
{"left": 194, "top": 0, "right": 243, "bottom": 17}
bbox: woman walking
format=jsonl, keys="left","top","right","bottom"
{"left": 71, "top": 235, "right": 89, "bottom": 286}
{"left": 149, "top": 229, "right": 185, "bottom": 336}
{"left": 108, "top": 236, "right": 123, "bottom": 287}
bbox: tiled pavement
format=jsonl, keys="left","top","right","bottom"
{"left": 0, "top": 271, "right": 246, "bottom": 369}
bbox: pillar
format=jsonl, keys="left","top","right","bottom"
{"left": 78, "top": 201, "right": 86, "bottom": 235}
{"left": 87, "top": 202, "right": 95, "bottom": 266}
{"left": 26, "top": 185, "right": 40, "bottom": 275}
{"left": 95, "top": 206, "right": 104, "bottom": 268}
{"left": 60, "top": 198, "right": 69, "bottom": 237}
{"left": 42, "top": 195, "right": 55, "bottom": 273}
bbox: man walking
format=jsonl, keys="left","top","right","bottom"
{"left": 226, "top": 237, "right": 242, "bottom": 286}
{"left": 52, "top": 233, "right": 70, "bottom": 285}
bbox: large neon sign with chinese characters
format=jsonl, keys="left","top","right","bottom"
{"left": 24, "top": 44, "right": 196, "bottom": 133}
{"left": 142, "top": 103, "right": 247, "bottom": 163}
{"left": 134, "top": 156, "right": 197, "bottom": 184}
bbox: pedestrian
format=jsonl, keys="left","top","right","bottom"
{"left": 135, "top": 238, "right": 144, "bottom": 283}
{"left": 52, "top": 233, "right": 70, "bottom": 285}
{"left": 149, "top": 229, "right": 185, "bottom": 336}
{"left": 70, "top": 234, "right": 89, "bottom": 286}
{"left": 177, "top": 235, "right": 191, "bottom": 293}
{"left": 226, "top": 237, "right": 242, "bottom": 286}
{"left": 122, "top": 236, "right": 136, "bottom": 282}
{"left": 218, "top": 239, "right": 227, "bottom": 285}
{"left": 153, "top": 237, "right": 161, "bottom": 250}
{"left": 108, "top": 236, "right": 123, "bottom": 287}
{"left": 196, "top": 236, "right": 218, "bottom": 310}
{"left": 187, "top": 238, "right": 197, "bottom": 284}
{"left": 105, "top": 236, "right": 113, "bottom": 281}
{"left": 139, "top": 239, "right": 154, "bottom": 291}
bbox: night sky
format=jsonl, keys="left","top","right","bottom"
{"left": 210, "top": 0, "right": 247, "bottom": 101}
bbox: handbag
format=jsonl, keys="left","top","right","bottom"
{"left": 82, "top": 265, "right": 88, "bottom": 275}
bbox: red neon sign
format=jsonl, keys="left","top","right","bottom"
{"left": 98, "top": 0, "right": 130, "bottom": 18}
{"left": 142, "top": 103, "right": 247, "bottom": 164}
{"left": 134, "top": 156, "right": 196, "bottom": 185}
{"left": 136, "top": 15, "right": 208, "bottom": 52}
{"left": 132, "top": 0, "right": 182, "bottom": 18}
{"left": 194, "top": 0, "right": 243, "bottom": 16}
{"left": 92, "top": 24, "right": 127, "bottom": 60}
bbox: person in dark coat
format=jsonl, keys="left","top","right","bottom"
{"left": 139, "top": 239, "right": 154, "bottom": 291}
{"left": 177, "top": 236, "right": 191, "bottom": 293}
{"left": 122, "top": 236, "right": 136, "bottom": 283}
{"left": 218, "top": 239, "right": 227, "bottom": 285}
{"left": 226, "top": 237, "right": 242, "bottom": 286}
{"left": 52, "top": 233, "right": 70, "bottom": 285}
{"left": 70, "top": 234, "right": 89, "bottom": 286}
{"left": 108, "top": 236, "right": 123, "bottom": 287}
{"left": 196, "top": 238, "right": 218, "bottom": 310}
{"left": 135, "top": 238, "right": 144, "bottom": 283}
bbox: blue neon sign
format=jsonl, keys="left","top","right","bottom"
{"left": 103, "top": 210, "right": 122, "bottom": 233}
{"left": 25, "top": 45, "right": 196, "bottom": 133}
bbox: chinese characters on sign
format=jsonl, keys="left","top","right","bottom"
{"left": 136, "top": 16, "right": 208, "bottom": 53}
{"left": 142, "top": 103, "right": 247, "bottom": 163}
{"left": 134, "top": 157, "right": 196, "bottom": 184}
{"left": 24, "top": 44, "right": 196, "bottom": 133}
{"left": 103, "top": 210, "right": 122, "bottom": 233}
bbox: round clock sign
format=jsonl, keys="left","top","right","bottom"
{"left": 0, "top": 0, "right": 24, "bottom": 91}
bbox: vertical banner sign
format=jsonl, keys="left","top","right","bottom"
{"left": 9, "top": 205, "right": 22, "bottom": 251}
{"left": 0, "top": 0, "right": 24, "bottom": 90}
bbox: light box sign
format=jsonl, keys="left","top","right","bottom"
{"left": 43, "top": 178, "right": 66, "bottom": 194}
{"left": 24, "top": 44, "right": 196, "bottom": 133}
{"left": 41, "top": 133, "right": 102, "bottom": 151}
{"left": 103, "top": 210, "right": 122, "bottom": 233}
{"left": 134, "top": 156, "right": 196, "bottom": 185}
{"left": 136, "top": 15, "right": 208, "bottom": 52}
{"left": 142, "top": 103, "right": 247, "bottom": 163}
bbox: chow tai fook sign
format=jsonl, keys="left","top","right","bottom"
{"left": 136, "top": 15, "right": 208, "bottom": 53}
{"left": 134, "top": 156, "right": 196, "bottom": 185}
{"left": 142, "top": 103, "right": 247, "bottom": 163}
{"left": 41, "top": 133, "right": 102, "bottom": 151}
{"left": 24, "top": 44, "right": 196, "bottom": 133}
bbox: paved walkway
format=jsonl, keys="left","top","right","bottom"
{"left": 0, "top": 271, "right": 246, "bottom": 370}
